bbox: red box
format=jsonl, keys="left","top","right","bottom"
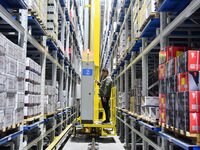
{"left": 166, "top": 46, "right": 186, "bottom": 61}
{"left": 159, "top": 108, "right": 166, "bottom": 124}
{"left": 177, "top": 72, "right": 199, "bottom": 92}
{"left": 189, "top": 91, "right": 200, "bottom": 113}
{"left": 159, "top": 51, "right": 166, "bottom": 64}
{"left": 159, "top": 94, "right": 166, "bottom": 109}
{"left": 189, "top": 113, "right": 200, "bottom": 133}
{"left": 177, "top": 51, "right": 200, "bottom": 73}
{"left": 188, "top": 51, "right": 200, "bottom": 71}
{"left": 158, "top": 64, "right": 166, "bottom": 80}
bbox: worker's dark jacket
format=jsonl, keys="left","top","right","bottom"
{"left": 98, "top": 76, "right": 112, "bottom": 98}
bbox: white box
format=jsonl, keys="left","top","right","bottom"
{"left": 0, "top": 92, "right": 6, "bottom": 110}
{"left": 0, "top": 73, "right": 6, "bottom": 92}
{"left": 0, "top": 56, "right": 6, "bottom": 73}
{"left": 13, "top": 108, "right": 24, "bottom": 124}
{"left": 25, "top": 82, "right": 34, "bottom": 93}
{"left": 25, "top": 94, "right": 33, "bottom": 104}
{"left": 6, "top": 40, "right": 15, "bottom": 59}
{"left": 6, "top": 93, "right": 16, "bottom": 109}
{"left": 0, "top": 33, "right": 7, "bottom": 56}
{"left": 6, "top": 75, "right": 17, "bottom": 93}
{"left": 17, "top": 62, "right": 26, "bottom": 79}
{"left": 26, "top": 57, "right": 34, "bottom": 69}
{"left": 16, "top": 92, "right": 24, "bottom": 109}
{"left": 3, "top": 109, "right": 13, "bottom": 128}
{"left": 18, "top": 80, "right": 25, "bottom": 92}
{"left": 149, "top": 107, "right": 159, "bottom": 121}
{"left": 6, "top": 56, "right": 17, "bottom": 76}
{"left": 0, "top": 110, "right": 4, "bottom": 129}
{"left": 141, "top": 96, "right": 159, "bottom": 106}
{"left": 25, "top": 70, "right": 33, "bottom": 81}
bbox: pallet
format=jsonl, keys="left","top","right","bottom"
{"left": 28, "top": 9, "right": 47, "bottom": 30}
{"left": 44, "top": 112, "right": 56, "bottom": 119}
{"left": 139, "top": 12, "right": 160, "bottom": 32}
{"left": 24, "top": 114, "right": 42, "bottom": 125}
{"left": 0, "top": 122, "right": 23, "bottom": 133}
{"left": 139, "top": 115, "right": 158, "bottom": 126}
{"left": 163, "top": 126, "right": 200, "bottom": 146}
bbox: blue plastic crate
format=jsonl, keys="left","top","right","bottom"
{"left": 158, "top": 0, "right": 191, "bottom": 13}
{"left": 0, "top": 0, "right": 27, "bottom": 9}
{"left": 28, "top": 16, "right": 46, "bottom": 36}
{"left": 131, "top": 39, "right": 142, "bottom": 52}
{"left": 140, "top": 18, "right": 160, "bottom": 38}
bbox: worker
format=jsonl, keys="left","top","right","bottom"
{"left": 95, "top": 68, "right": 112, "bottom": 124}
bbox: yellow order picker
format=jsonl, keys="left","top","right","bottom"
{"left": 75, "top": 0, "right": 116, "bottom": 136}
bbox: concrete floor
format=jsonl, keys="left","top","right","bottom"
{"left": 62, "top": 135, "right": 125, "bottom": 150}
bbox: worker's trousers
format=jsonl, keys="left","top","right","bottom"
{"left": 101, "top": 97, "right": 110, "bottom": 121}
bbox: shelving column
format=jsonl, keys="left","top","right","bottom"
{"left": 160, "top": 12, "right": 169, "bottom": 150}
{"left": 131, "top": 52, "right": 136, "bottom": 150}
{"left": 124, "top": 60, "right": 130, "bottom": 148}
{"left": 141, "top": 38, "right": 148, "bottom": 150}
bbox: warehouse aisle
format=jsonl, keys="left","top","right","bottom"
{"left": 62, "top": 135, "right": 125, "bottom": 150}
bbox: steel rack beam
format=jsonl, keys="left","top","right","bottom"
{"left": 0, "top": 130, "right": 24, "bottom": 145}
{"left": 115, "top": 0, "right": 200, "bottom": 81}
{"left": 117, "top": 116, "right": 161, "bottom": 150}
{"left": 159, "top": 132, "right": 200, "bottom": 150}
{"left": 0, "top": 5, "right": 24, "bottom": 33}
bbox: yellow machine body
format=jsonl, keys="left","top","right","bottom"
{"left": 79, "top": 0, "right": 116, "bottom": 136}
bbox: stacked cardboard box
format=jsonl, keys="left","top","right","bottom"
{"left": 132, "top": 0, "right": 141, "bottom": 39}
{"left": 118, "top": 92, "right": 126, "bottom": 109}
{"left": 130, "top": 79, "right": 142, "bottom": 115}
{"left": 24, "top": 58, "right": 41, "bottom": 118}
{"left": 25, "top": 0, "right": 47, "bottom": 29}
{"left": 159, "top": 47, "right": 200, "bottom": 133}
{"left": 44, "top": 81, "right": 59, "bottom": 114}
{"left": 141, "top": 96, "right": 159, "bottom": 122}
{"left": 159, "top": 46, "right": 186, "bottom": 125}
{"left": 176, "top": 51, "right": 200, "bottom": 133}
{"left": 0, "top": 34, "right": 25, "bottom": 129}
{"left": 47, "top": 0, "right": 58, "bottom": 40}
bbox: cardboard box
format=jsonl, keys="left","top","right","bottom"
{"left": 159, "top": 93, "right": 166, "bottom": 109}
{"left": 189, "top": 91, "right": 200, "bottom": 113}
{"left": 166, "top": 46, "right": 186, "bottom": 61}
{"left": 3, "top": 109, "right": 13, "bottom": 128}
{"left": 16, "top": 92, "right": 24, "bottom": 109}
{"left": 130, "top": 97, "right": 135, "bottom": 112}
{"left": 166, "top": 93, "right": 175, "bottom": 111}
{"left": 0, "top": 92, "right": 6, "bottom": 110}
{"left": 166, "top": 75, "right": 177, "bottom": 93}
{"left": 6, "top": 93, "right": 16, "bottom": 109}
{"left": 189, "top": 113, "right": 200, "bottom": 133}
{"left": 0, "top": 110, "right": 4, "bottom": 129}
{"left": 158, "top": 64, "right": 166, "bottom": 80}
{"left": 175, "top": 110, "right": 188, "bottom": 131}
{"left": 159, "top": 108, "right": 166, "bottom": 124}
{"left": 6, "top": 75, "right": 17, "bottom": 93}
{"left": 149, "top": 107, "right": 159, "bottom": 121}
{"left": 17, "top": 80, "right": 25, "bottom": 92}
{"left": 166, "top": 58, "right": 176, "bottom": 77}
{"left": 159, "top": 79, "right": 166, "bottom": 94}
{"left": 0, "top": 73, "right": 6, "bottom": 92}
{"left": 175, "top": 92, "right": 189, "bottom": 112}
{"left": 6, "top": 56, "right": 17, "bottom": 76}
{"left": 17, "top": 62, "right": 25, "bottom": 79}
{"left": 177, "top": 72, "right": 200, "bottom": 92}
{"left": 176, "top": 51, "right": 200, "bottom": 73}
{"left": 142, "top": 96, "right": 159, "bottom": 106}
{"left": 166, "top": 110, "right": 175, "bottom": 127}
{"left": 159, "top": 51, "right": 166, "bottom": 64}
